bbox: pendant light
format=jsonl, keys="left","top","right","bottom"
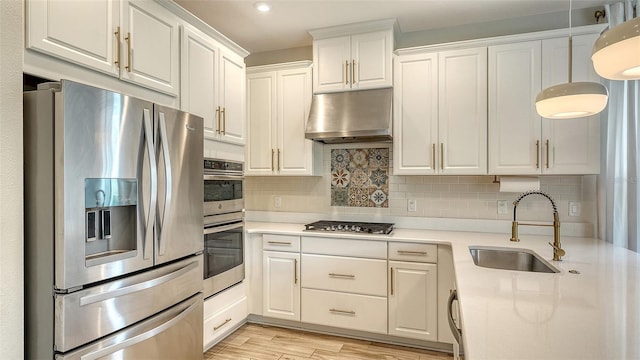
{"left": 535, "top": 0, "right": 609, "bottom": 119}
{"left": 592, "top": 15, "right": 640, "bottom": 80}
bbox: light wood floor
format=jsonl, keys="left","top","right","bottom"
{"left": 203, "top": 323, "right": 454, "bottom": 360}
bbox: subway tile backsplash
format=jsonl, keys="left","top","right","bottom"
{"left": 245, "top": 144, "right": 596, "bottom": 224}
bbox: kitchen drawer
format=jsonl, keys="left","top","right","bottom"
{"left": 263, "top": 234, "right": 300, "bottom": 252}
{"left": 389, "top": 242, "right": 438, "bottom": 263}
{"left": 301, "top": 236, "right": 387, "bottom": 259}
{"left": 301, "top": 288, "right": 387, "bottom": 334}
{"left": 203, "top": 295, "right": 248, "bottom": 350}
{"left": 204, "top": 281, "right": 246, "bottom": 318}
{"left": 301, "top": 254, "right": 387, "bottom": 296}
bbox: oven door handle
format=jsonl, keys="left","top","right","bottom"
{"left": 204, "top": 222, "right": 244, "bottom": 235}
{"left": 204, "top": 174, "right": 244, "bottom": 181}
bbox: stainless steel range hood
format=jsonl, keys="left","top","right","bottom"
{"left": 305, "top": 88, "right": 392, "bottom": 143}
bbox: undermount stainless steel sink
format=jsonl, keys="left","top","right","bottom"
{"left": 469, "top": 246, "right": 559, "bottom": 273}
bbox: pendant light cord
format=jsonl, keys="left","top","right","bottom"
{"left": 568, "top": 0, "right": 573, "bottom": 83}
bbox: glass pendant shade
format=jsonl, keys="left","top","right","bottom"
{"left": 535, "top": 82, "right": 609, "bottom": 119}
{"left": 592, "top": 17, "right": 640, "bottom": 80}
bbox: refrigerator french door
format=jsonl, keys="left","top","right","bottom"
{"left": 24, "top": 80, "right": 204, "bottom": 359}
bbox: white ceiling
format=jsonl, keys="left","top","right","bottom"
{"left": 174, "top": 0, "right": 610, "bottom": 54}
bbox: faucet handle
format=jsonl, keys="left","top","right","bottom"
{"left": 548, "top": 242, "right": 566, "bottom": 258}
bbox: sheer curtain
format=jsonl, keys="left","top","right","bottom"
{"left": 597, "top": 0, "right": 640, "bottom": 252}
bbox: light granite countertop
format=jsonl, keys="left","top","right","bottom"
{"left": 246, "top": 221, "right": 640, "bottom": 360}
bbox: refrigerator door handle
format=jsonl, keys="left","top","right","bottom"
{"left": 78, "top": 299, "right": 199, "bottom": 360}
{"left": 157, "top": 111, "right": 172, "bottom": 257}
{"left": 143, "top": 108, "right": 157, "bottom": 261}
{"left": 79, "top": 260, "right": 198, "bottom": 306}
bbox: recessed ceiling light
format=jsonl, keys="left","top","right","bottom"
{"left": 254, "top": 2, "right": 271, "bottom": 13}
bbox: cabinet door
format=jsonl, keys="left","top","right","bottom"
{"left": 246, "top": 71, "right": 277, "bottom": 175}
{"left": 351, "top": 30, "right": 393, "bottom": 90}
{"left": 181, "top": 26, "right": 219, "bottom": 139}
{"left": 313, "top": 36, "right": 351, "bottom": 93}
{"left": 439, "top": 47, "right": 488, "bottom": 175}
{"left": 262, "top": 251, "right": 300, "bottom": 321}
{"left": 488, "top": 41, "right": 542, "bottom": 174}
{"left": 388, "top": 261, "right": 438, "bottom": 341}
{"left": 121, "top": 0, "right": 179, "bottom": 95}
{"left": 540, "top": 34, "right": 601, "bottom": 174}
{"left": 277, "top": 66, "right": 313, "bottom": 175}
{"left": 393, "top": 53, "right": 439, "bottom": 175}
{"left": 219, "top": 50, "right": 246, "bottom": 145}
{"left": 26, "top": 0, "right": 119, "bottom": 77}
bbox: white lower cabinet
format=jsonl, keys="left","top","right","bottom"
{"left": 301, "top": 288, "right": 387, "bottom": 334}
{"left": 262, "top": 250, "right": 300, "bottom": 321}
{"left": 203, "top": 283, "right": 248, "bottom": 350}
{"left": 388, "top": 261, "right": 438, "bottom": 341}
{"left": 301, "top": 254, "right": 387, "bottom": 296}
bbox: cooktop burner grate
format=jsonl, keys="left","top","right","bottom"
{"left": 304, "top": 220, "right": 394, "bottom": 235}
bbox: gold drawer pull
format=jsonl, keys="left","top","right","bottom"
{"left": 213, "top": 318, "right": 232, "bottom": 331}
{"left": 397, "top": 250, "right": 428, "bottom": 256}
{"left": 329, "top": 308, "right": 356, "bottom": 315}
{"left": 267, "top": 241, "right": 292, "bottom": 246}
{"left": 328, "top": 273, "right": 355, "bottom": 279}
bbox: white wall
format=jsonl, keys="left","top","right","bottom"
{"left": 0, "top": 0, "right": 24, "bottom": 357}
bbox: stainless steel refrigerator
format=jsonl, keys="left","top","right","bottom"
{"left": 24, "top": 80, "right": 204, "bottom": 359}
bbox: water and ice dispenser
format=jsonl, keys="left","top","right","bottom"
{"left": 84, "top": 178, "right": 138, "bottom": 266}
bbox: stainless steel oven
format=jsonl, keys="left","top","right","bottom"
{"left": 203, "top": 159, "right": 245, "bottom": 299}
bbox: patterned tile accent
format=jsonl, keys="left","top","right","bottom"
{"left": 331, "top": 148, "right": 389, "bottom": 208}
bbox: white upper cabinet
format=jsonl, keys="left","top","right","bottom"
{"left": 26, "top": 0, "right": 119, "bottom": 76}
{"left": 394, "top": 47, "right": 487, "bottom": 175}
{"left": 181, "top": 25, "right": 246, "bottom": 145}
{"left": 488, "top": 32, "right": 602, "bottom": 175}
{"left": 246, "top": 62, "right": 321, "bottom": 176}
{"left": 310, "top": 20, "right": 394, "bottom": 93}
{"left": 540, "top": 33, "right": 601, "bottom": 174}
{"left": 488, "top": 40, "right": 543, "bottom": 175}
{"left": 27, "top": 0, "right": 180, "bottom": 96}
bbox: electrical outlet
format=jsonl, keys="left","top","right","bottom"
{"left": 569, "top": 201, "right": 581, "bottom": 217}
{"left": 408, "top": 199, "right": 417, "bottom": 212}
{"left": 497, "top": 200, "right": 509, "bottom": 215}
{"left": 274, "top": 196, "right": 282, "bottom": 208}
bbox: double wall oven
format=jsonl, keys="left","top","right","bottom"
{"left": 203, "top": 158, "right": 245, "bottom": 299}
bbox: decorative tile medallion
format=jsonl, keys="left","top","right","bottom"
{"left": 330, "top": 148, "right": 389, "bottom": 208}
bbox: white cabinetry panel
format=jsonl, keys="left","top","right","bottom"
{"left": 262, "top": 251, "right": 300, "bottom": 321}
{"left": 301, "top": 254, "right": 387, "bottom": 296}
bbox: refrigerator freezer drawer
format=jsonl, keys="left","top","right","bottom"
{"left": 57, "top": 293, "right": 203, "bottom": 360}
{"left": 55, "top": 255, "right": 203, "bottom": 352}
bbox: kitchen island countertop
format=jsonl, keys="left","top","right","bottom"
{"left": 246, "top": 221, "right": 640, "bottom": 360}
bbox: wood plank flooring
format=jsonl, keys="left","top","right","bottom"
{"left": 204, "top": 323, "right": 454, "bottom": 360}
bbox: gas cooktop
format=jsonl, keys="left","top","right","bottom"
{"left": 304, "top": 220, "right": 394, "bottom": 235}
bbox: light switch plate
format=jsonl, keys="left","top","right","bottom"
{"left": 274, "top": 196, "right": 282, "bottom": 208}
{"left": 408, "top": 199, "right": 417, "bottom": 212}
{"left": 569, "top": 201, "right": 581, "bottom": 217}
{"left": 497, "top": 200, "right": 509, "bottom": 215}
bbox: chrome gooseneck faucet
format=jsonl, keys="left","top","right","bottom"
{"left": 510, "top": 191, "right": 565, "bottom": 261}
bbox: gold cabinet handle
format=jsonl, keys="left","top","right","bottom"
{"left": 329, "top": 308, "right": 356, "bottom": 315}
{"left": 345, "top": 60, "right": 350, "bottom": 85}
{"left": 390, "top": 267, "right": 394, "bottom": 295}
{"left": 124, "top": 32, "right": 132, "bottom": 72}
{"left": 221, "top": 107, "right": 226, "bottom": 135}
{"left": 352, "top": 60, "right": 356, "bottom": 84}
{"left": 294, "top": 258, "right": 298, "bottom": 284}
{"left": 432, "top": 144, "right": 436, "bottom": 172}
{"left": 213, "top": 318, "right": 232, "bottom": 331}
{"left": 440, "top": 143, "right": 444, "bottom": 170}
{"left": 271, "top": 149, "right": 275, "bottom": 171}
{"left": 267, "top": 241, "right": 291, "bottom": 246}
{"left": 277, "top": 148, "right": 281, "bottom": 171}
{"left": 114, "top": 27, "right": 121, "bottom": 69}
{"left": 545, "top": 139, "right": 550, "bottom": 169}
{"left": 536, "top": 140, "right": 540, "bottom": 169}
{"left": 215, "top": 107, "right": 221, "bottom": 134}
{"left": 397, "top": 250, "right": 428, "bottom": 256}
{"left": 328, "top": 273, "right": 355, "bottom": 279}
